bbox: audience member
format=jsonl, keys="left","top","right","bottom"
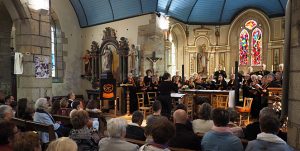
{"left": 13, "top": 131, "right": 41, "bottom": 151}
{"left": 67, "top": 92, "right": 76, "bottom": 108}
{"left": 174, "top": 104, "right": 193, "bottom": 131}
{"left": 46, "top": 137, "right": 78, "bottom": 151}
{"left": 57, "top": 98, "right": 71, "bottom": 116}
{"left": 69, "top": 100, "right": 82, "bottom": 116}
{"left": 192, "top": 103, "right": 213, "bottom": 134}
{"left": 0, "top": 120, "right": 18, "bottom": 151}
{"left": 146, "top": 100, "right": 161, "bottom": 126}
{"left": 126, "top": 111, "right": 146, "bottom": 141}
{"left": 246, "top": 115, "right": 293, "bottom": 151}
{"left": 33, "top": 98, "right": 61, "bottom": 143}
{"left": 69, "top": 110, "right": 99, "bottom": 151}
{"left": 86, "top": 99, "right": 101, "bottom": 113}
{"left": 140, "top": 117, "right": 175, "bottom": 151}
{"left": 51, "top": 100, "right": 61, "bottom": 115}
{"left": 99, "top": 117, "right": 138, "bottom": 151}
{"left": 201, "top": 108, "right": 243, "bottom": 151}
{"left": 227, "top": 108, "right": 244, "bottom": 137}
{"left": 244, "top": 107, "right": 277, "bottom": 141}
{"left": 169, "top": 109, "right": 200, "bottom": 150}
{"left": 0, "top": 105, "right": 14, "bottom": 121}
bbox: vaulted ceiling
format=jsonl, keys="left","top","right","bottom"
{"left": 69, "top": 0, "right": 287, "bottom": 28}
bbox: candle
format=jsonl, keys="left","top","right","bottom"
{"left": 214, "top": 68, "right": 217, "bottom": 72}
{"left": 223, "top": 67, "right": 225, "bottom": 71}
{"left": 231, "top": 67, "right": 234, "bottom": 74}
{"left": 272, "top": 65, "right": 274, "bottom": 71}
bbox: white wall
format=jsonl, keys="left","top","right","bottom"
{"left": 51, "top": 0, "right": 82, "bottom": 96}
{"left": 81, "top": 14, "right": 152, "bottom": 50}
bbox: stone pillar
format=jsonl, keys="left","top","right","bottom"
{"left": 15, "top": 9, "right": 52, "bottom": 102}
{"left": 288, "top": 0, "right": 300, "bottom": 149}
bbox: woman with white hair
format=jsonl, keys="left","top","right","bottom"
{"left": 33, "top": 98, "right": 62, "bottom": 144}
{"left": 98, "top": 117, "right": 138, "bottom": 151}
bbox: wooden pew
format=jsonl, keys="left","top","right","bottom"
{"left": 11, "top": 117, "right": 56, "bottom": 141}
{"left": 52, "top": 114, "right": 72, "bottom": 127}
{"left": 125, "top": 138, "right": 196, "bottom": 151}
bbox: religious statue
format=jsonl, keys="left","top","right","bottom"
{"left": 102, "top": 45, "right": 113, "bottom": 73}
{"left": 128, "top": 44, "right": 139, "bottom": 75}
{"left": 197, "top": 44, "right": 209, "bottom": 74}
{"left": 91, "top": 41, "right": 99, "bottom": 52}
{"left": 82, "top": 49, "right": 91, "bottom": 75}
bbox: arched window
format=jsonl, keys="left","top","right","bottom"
{"left": 51, "top": 10, "right": 64, "bottom": 83}
{"left": 239, "top": 20, "right": 262, "bottom": 66}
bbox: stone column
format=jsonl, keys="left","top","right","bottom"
{"left": 15, "top": 9, "right": 52, "bottom": 102}
{"left": 288, "top": 0, "right": 300, "bottom": 149}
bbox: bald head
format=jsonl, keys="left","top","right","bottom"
{"left": 173, "top": 109, "right": 188, "bottom": 124}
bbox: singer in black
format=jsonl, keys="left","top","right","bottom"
{"left": 158, "top": 72, "right": 178, "bottom": 118}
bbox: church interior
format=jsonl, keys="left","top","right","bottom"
{"left": 0, "top": 0, "right": 300, "bottom": 150}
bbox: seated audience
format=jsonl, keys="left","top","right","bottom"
{"left": 227, "top": 108, "right": 244, "bottom": 137}
{"left": 0, "top": 105, "right": 13, "bottom": 121}
{"left": 13, "top": 131, "right": 41, "bottom": 151}
{"left": 33, "top": 98, "right": 61, "bottom": 143}
{"left": 244, "top": 107, "right": 287, "bottom": 141}
{"left": 98, "top": 117, "right": 138, "bottom": 151}
{"left": 174, "top": 104, "right": 193, "bottom": 131}
{"left": 0, "top": 120, "right": 18, "bottom": 151}
{"left": 201, "top": 108, "right": 243, "bottom": 151}
{"left": 51, "top": 100, "right": 61, "bottom": 115}
{"left": 69, "top": 110, "right": 99, "bottom": 151}
{"left": 126, "top": 111, "right": 146, "bottom": 141}
{"left": 169, "top": 109, "right": 200, "bottom": 150}
{"left": 69, "top": 100, "right": 83, "bottom": 116}
{"left": 86, "top": 100, "right": 101, "bottom": 113}
{"left": 146, "top": 100, "right": 162, "bottom": 126}
{"left": 245, "top": 115, "right": 293, "bottom": 151}
{"left": 67, "top": 92, "right": 76, "bottom": 108}
{"left": 140, "top": 117, "right": 175, "bottom": 151}
{"left": 57, "top": 98, "right": 71, "bottom": 116}
{"left": 46, "top": 137, "right": 78, "bottom": 151}
{"left": 192, "top": 103, "right": 213, "bottom": 134}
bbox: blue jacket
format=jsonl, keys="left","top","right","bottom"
{"left": 33, "top": 111, "right": 60, "bottom": 143}
{"left": 201, "top": 130, "right": 243, "bottom": 151}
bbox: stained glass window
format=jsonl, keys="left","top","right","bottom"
{"left": 245, "top": 20, "right": 257, "bottom": 30}
{"left": 251, "top": 28, "right": 262, "bottom": 66}
{"left": 239, "top": 29, "right": 249, "bottom": 65}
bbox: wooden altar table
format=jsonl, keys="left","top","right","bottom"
{"left": 180, "top": 89, "right": 235, "bottom": 108}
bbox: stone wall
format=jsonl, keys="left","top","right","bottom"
{"left": 51, "top": 0, "right": 82, "bottom": 96}
{"left": 288, "top": 0, "right": 300, "bottom": 149}
{"left": 0, "top": 2, "right": 13, "bottom": 95}
{"left": 14, "top": 7, "right": 52, "bottom": 102}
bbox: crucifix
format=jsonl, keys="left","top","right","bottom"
{"left": 146, "top": 51, "right": 162, "bottom": 73}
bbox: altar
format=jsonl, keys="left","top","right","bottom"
{"left": 180, "top": 89, "right": 236, "bottom": 108}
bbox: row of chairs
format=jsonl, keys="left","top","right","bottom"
{"left": 136, "top": 92, "right": 157, "bottom": 119}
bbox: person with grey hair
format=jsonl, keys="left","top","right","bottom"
{"left": 0, "top": 105, "right": 13, "bottom": 121}
{"left": 98, "top": 117, "right": 138, "bottom": 151}
{"left": 244, "top": 107, "right": 286, "bottom": 141}
{"left": 33, "top": 98, "right": 61, "bottom": 144}
{"left": 246, "top": 115, "right": 293, "bottom": 151}
{"left": 192, "top": 103, "right": 213, "bottom": 134}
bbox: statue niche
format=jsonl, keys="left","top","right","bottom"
{"left": 197, "top": 44, "right": 209, "bottom": 75}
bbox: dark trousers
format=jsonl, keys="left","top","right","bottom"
{"left": 158, "top": 94, "right": 172, "bottom": 119}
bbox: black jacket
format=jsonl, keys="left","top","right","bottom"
{"left": 169, "top": 123, "right": 201, "bottom": 150}
{"left": 125, "top": 124, "right": 146, "bottom": 141}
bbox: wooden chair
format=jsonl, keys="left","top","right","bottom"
{"left": 147, "top": 92, "right": 157, "bottom": 106}
{"left": 185, "top": 95, "right": 194, "bottom": 117}
{"left": 235, "top": 97, "right": 253, "bottom": 126}
{"left": 136, "top": 92, "right": 152, "bottom": 119}
{"left": 211, "top": 95, "right": 218, "bottom": 108}
{"left": 216, "top": 95, "right": 229, "bottom": 109}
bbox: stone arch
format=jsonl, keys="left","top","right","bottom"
{"left": 170, "top": 23, "right": 187, "bottom": 73}
{"left": 228, "top": 9, "right": 271, "bottom": 73}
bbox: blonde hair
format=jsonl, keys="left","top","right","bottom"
{"left": 46, "top": 137, "right": 77, "bottom": 151}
